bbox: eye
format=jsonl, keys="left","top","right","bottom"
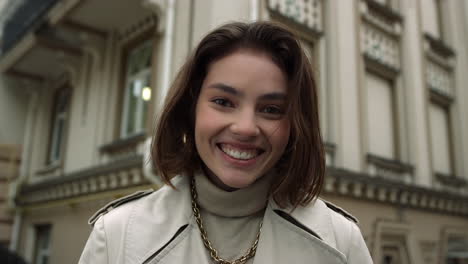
{"left": 260, "top": 105, "right": 284, "bottom": 115}
{"left": 211, "top": 98, "right": 234, "bottom": 107}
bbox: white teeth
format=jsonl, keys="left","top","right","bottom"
{"left": 220, "top": 144, "right": 259, "bottom": 160}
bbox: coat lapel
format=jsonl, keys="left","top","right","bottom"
{"left": 253, "top": 201, "right": 346, "bottom": 264}
{"left": 126, "top": 175, "right": 193, "bottom": 264}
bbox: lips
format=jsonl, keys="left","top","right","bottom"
{"left": 217, "top": 143, "right": 264, "bottom": 160}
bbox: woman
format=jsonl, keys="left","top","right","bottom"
{"left": 79, "top": 21, "right": 373, "bottom": 264}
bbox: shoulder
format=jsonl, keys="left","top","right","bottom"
{"left": 88, "top": 175, "right": 191, "bottom": 226}
{"left": 88, "top": 189, "right": 154, "bottom": 225}
{"left": 276, "top": 198, "right": 360, "bottom": 248}
{"left": 323, "top": 200, "right": 359, "bottom": 224}
{"left": 82, "top": 176, "right": 193, "bottom": 263}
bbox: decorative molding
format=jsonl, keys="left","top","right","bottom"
{"left": 435, "top": 172, "right": 467, "bottom": 187}
{"left": 361, "top": 23, "right": 400, "bottom": 70}
{"left": 117, "top": 15, "right": 158, "bottom": 43}
{"left": 324, "top": 167, "right": 468, "bottom": 216}
{"left": 362, "top": 0, "right": 403, "bottom": 23}
{"left": 426, "top": 59, "right": 453, "bottom": 98}
{"left": 267, "top": 0, "right": 324, "bottom": 34}
{"left": 364, "top": 54, "right": 399, "bottom": 80}
{"left": 36, "top": 35, "right": 82, "bottom": 57}
{"left": 367, "top": 154, "right": 413, "bottom": 174}
{"left": 429, "top": 88, "right": 454, "bottom": 107}
{"left": 6, "top": 69, "right": 45, "bottom": 83}
{"left": 424, "top": 33, "right": 455, "bottom": 58}
{"left": 99, "top": 133, "right": 147, "bottom": 154}
{"left": 360, "top": 0, "right": 402, "bottom": 74}
{"left": 35, "top": 162, "right": 61, "bottom": 176}
{"left": 371, "top": 220, "right": 412, "bottom": 264}
{"left": 17, "top": 155, "right": 146, "bottom": 205}
{"left": 61, "top": 19, "right": 107, "bottom": 38}
{"left": 142, "top": 0, "right": 166, "bottom": 33}
{"left": 367, "top": 161, "right": 413, "bottom": 184}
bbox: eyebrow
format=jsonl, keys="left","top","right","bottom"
{"left": 208, "top": 83, "right": 240, "bottom": 96}
{"left": 208, "top": 82, "right": 286, "bottom": 101}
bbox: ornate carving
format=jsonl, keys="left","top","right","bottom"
{"left": 268, "top": 0, "right": 323, "bottom": 32}
{"left": 361, "top": 23, "right": 400, "bottom": 69}
{"left": 17, "top": 155, "right": 147, "bottom": 205}
{"left": 426, "top": 59, "right": 453, "bottom": 97}
{"left": 326, "top": 167, "right": 468, "bottom": 216}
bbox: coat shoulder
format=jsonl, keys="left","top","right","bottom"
{"left": 88, "top": 189, "right": 155, "bottom": 225}
{"left": 323, "top": 200, "right": 359, "bottom": 224}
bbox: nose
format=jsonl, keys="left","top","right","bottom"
{"left": 230, "top": 109, "right": 260, "bottom": 138}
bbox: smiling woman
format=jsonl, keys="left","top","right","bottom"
{"left": 79, "top": 22, "right": 374, "bottom": 264}
{"left": 195, "top": 50, "right": 290, "bottom": 190}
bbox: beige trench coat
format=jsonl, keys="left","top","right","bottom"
{"left": 78, "top": 176, "right": 373, "bottom": 264}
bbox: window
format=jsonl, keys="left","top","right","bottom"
{"left": 429, "top": 102, "right": 453, "bottom": 175}
{"left": 48, "top": 86, "right": 71, "bottom": 165}
{"left": 382, "top": 245, "right": 403, "bottom": 264}
{"left": 444, "top": 235, "right": 468, "bottom": 264}
{"left": 366, "top": 72, "right": 396, "bottom": 159}
{"left": 33, "top": 225, "right": 51, "bottom": 264}
{"left": 420, "top": 0, "right": 442, "bottom": 38}
{"left": 374, "top": 222, "right": 412, "bottom": 264}
{"left": 121, "top": 40, "right": 153, "bottom": 138}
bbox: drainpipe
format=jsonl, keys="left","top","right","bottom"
{"left": 9, "top": 86, "right": 39, "bottom": 251}
{"left": 141, "top": 0, "right": 176, "bottom": 186}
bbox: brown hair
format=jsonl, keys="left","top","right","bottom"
{"left": 152, "top": 21, "right": 324, "bottom": 208}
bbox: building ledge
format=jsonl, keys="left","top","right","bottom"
{"left": 429, "top": 88, "right": 454, "bottom": 107}
{"left": 16, "top": 154, "right": 147, "bottom": 205}
{"left": 364, "top": 54, "right": 400, "bottom": 79}
{"left": 435, "top": 172, "right": 467, "bottom": 187}
{"left": 325, "top": 167, "right": 468, "bottom": 216}
{"left": 362, "top": 0, "right": 403, "bottom": 23}
{"left": 99, "top": 132, "right": 147, "bottom": 154}
{"left": 424, "top": 33, "right": 455, "bottom": 58}
{"left": 367, "top": 154, "right": 413, "bottom": 174}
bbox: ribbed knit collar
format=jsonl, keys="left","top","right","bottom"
{"left": 194, "top": 171, "right": 273, "bottom": 217}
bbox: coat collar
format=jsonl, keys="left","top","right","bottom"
{"left": 269, "top": 198, "right": 338, "bottom": 249}
{"left": 130, "top": 175, "right": 344, "bottom": 263}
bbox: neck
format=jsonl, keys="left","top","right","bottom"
{"left": 194, "top": 170, "right": 273, "bottom": 217}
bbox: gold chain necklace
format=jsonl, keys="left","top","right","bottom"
{"left": 190, "top": 177, "right": 263, "bottom": 264}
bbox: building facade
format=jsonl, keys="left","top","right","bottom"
{"left": 0, "top": 0, "right": 467, "bottom": 263}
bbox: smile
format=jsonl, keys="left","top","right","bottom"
{"left": 217, "top": 143, "right": 264, "bottom": 160}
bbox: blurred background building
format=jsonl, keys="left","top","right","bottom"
{"left": 0, "top": 0, "right": 467, "bottom": 263}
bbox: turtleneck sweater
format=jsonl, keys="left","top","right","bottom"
{"left": 194, "top": 172, "right": 272, "bottom": 263}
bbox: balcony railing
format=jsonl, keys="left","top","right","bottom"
{"left": 0, "top": 0, "right": 59, "bottom": 55}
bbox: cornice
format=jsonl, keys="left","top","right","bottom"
{"left": 15, "top": 160, "right": 468, "bottom": 216}
{"left": 16, "top": 155, "right": 147, "bottom": 205}
{"left": 325, "top": 167, "right": 468, "bottom": 216}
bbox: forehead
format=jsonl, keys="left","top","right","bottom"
{"left": 202, "top": 50, "right": 288, "bottom": 95}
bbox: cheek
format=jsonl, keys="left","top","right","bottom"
{"left": 268, "top": 120, "right": 291, "bottom": 153}
{"left": 194, "top": 104, "right": 222, "bottom": 143}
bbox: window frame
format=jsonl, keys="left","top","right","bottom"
{"left": 364, "top": 71, "right": 398, "bottom": 160}
{"left": 46, "top": 85, "right": 71, "bottom": 166}
{"left": 33, "top": 224, "right": 52, "bottom": 264}
{"left": 428, "top": 90, "right": 455, "bottom": 176}
{"left": 119, "top": 39, "right": 154, "bottom": 139}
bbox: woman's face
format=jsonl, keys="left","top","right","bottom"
{"left": 194, "top": 50, "right": 290, "bottom": 190}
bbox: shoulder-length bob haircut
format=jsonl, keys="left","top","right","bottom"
{"left": 152, "top": 21, "right": 325, "bottom": 208}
